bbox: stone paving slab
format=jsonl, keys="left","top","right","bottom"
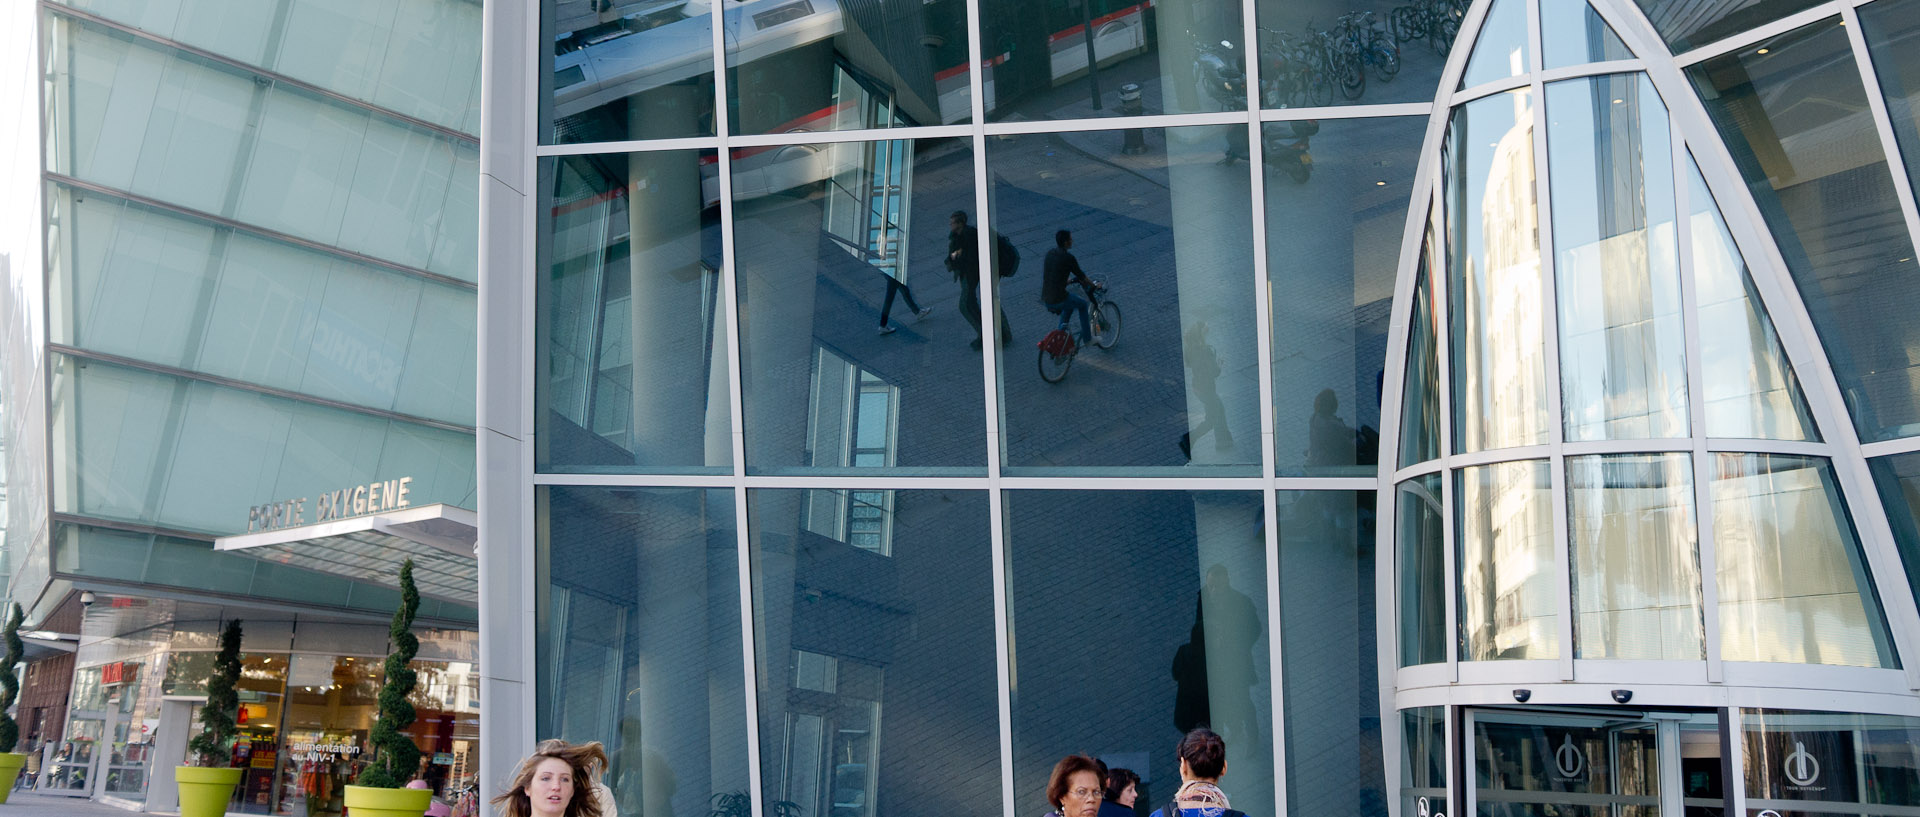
{"left": 0, "top": 791, "right": 145, "bottom": 815}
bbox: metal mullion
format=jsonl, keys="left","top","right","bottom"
{"left": 728, "top": 125, "right": 974, "bottom": 148}
{"left": 961, "top": 3, "right": 1015, "bottom": 815}
{"left": 1600, "top": 0, "right": 1920, "bottom": 690}
{"left": 1524, "top": 0, "right": 1575, "bottom": 682}
{"left": 1703, "top": 438, "right": 1827, "bottom": 456}
{"left": 1842, "top": 1, "right": 1920, "bottom": 317}
{"left": 706, "top": 4, "right": 768, "bottom": 815}
{"left": 1392, "top": 459, "right": 1450, "bottom": 485}
{"left": 982, "top": 110, "right": 1246, "bottom": 136}
{"left": 1258, "top": 102, "right": 1434, "bottom": 121}
{"left": 1862, "top": 437, "right": 1920, "bottom": 458}
{"left": 1537, "top": 60, "right": 1644, "bottom": 83}
{"left": 1237, "top": 0, "right": 1289, "bottom": 806}
{"left": 1672, "top": 116, "right": 1724, "bottom": 683}
{"left": 535, "top": 137, "right": 720, "bottom": 156}
{"left": 1560, "top": 438, "right": 1693, "bottom": 456}
{"left": 1669, "top": 1, "right": 1845, "bottom": 67}
{"left": 1726, "top": 706, "right": 1748, "bottom": 817}
{"left": 1450, "top": 75, "right": 1531, "bottom": 107}
{"left": 1273, "top": 476, "right": 1378, "bottom": 490}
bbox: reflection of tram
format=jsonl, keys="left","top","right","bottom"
{"left": 975, "top": 0, "right": 1155, "bottom": 112}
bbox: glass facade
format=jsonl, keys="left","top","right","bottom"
{"left": 20, "top": 0, "right": 482, "bottom": 626}
{"left": 487, "top": 0, "right": 1920, "bottom": 815}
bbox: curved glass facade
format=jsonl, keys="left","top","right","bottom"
{"left": 484, "top": 0, "right": 1920, "bottom": 814}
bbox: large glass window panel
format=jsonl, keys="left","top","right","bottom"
{"left": 271, "top": 0, "right": 484, "bottom": 134}
{"left": 1868, "top": 452, "right": 1920, "bottom": 624}
{"left": 1540, "top": 1, "right": 1633, "bottom": 70}
{"left": 1685, "top": 158, "right": 1816, "bottom": 442}
{"left": 1691, "top": 20, "right": 1920, "bottom": 442}
{"left": 44, "top": 17, "right": 481, "bottom": 282}
{"left": 536, "top": 149, "right": 730, "bottom": 474}
{"left": 53, "top": 354, "right": 476, "bottom": 536}
{"left": 1548, "top": 73, "right": 1689, "bottom": 442}
{"left": 1254, "top": 0, "right": 1450, "bottom": 108}
{"left": 748, "top": 489, "right": 997, "bottom": 817}
{"left": 1567, "top": 453, "right": 1704, "bottom": 660}
{"left": 1865, "top": 0, "right": 1920, "bottom": 210}
{"left": 1399, "top": 207, "right": 1443, "bottom": 469}
{"left": 1400, "top": 707, "right": 1448, "bottom": 817}
{"left": 1456, "top": 459, "right": 1557, "bottom": 661}
{"left": 540, "top": 0, "right": 715, "bottom": 144}
{"left": 1279, "top": 491, "right": 1386, "bottom": 817}
{"left": 989, "top": 125, "right": 1260, "bottom": 475}
{"left": 735, "top": 138, "right": 984, "bottom": 474}
{"left": 538, "top": 486, "right": 748, "bottom": 817}
{"left": 54, "top": 0, "right": 277, "bottom": 67}
{"left": 1397, "top": 474, "right": 1446, "bottom": 667}
{"left": 977, "top": 0, "right": 1244, "bottom": 121}
{"left": 1446, "top": 90, "right": 1549, "bottom": 453}
{"left": 1265, "top": 117, "right": 1424, "bottom": 476}
{"left": 1712, "top": 454, "right": 1895, "bottom": 667}
{"left": 1006, "top": 490, "right": 1272, "bottom": 817}
{"left": 1742, "top": 709, "right": 1920, "bottom": 817}
{"left": 1633, "top": 0, "right": 1828, "bottom": 53}
{"left": 727, "top": 0, "right": 973, "bottom": 134}
{"left": 1458, "top": 0, "right": 1530, "bottom": 90}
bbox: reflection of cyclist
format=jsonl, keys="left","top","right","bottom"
{"left": 1043, "top": 230, "right": 1096, "bottom": 344}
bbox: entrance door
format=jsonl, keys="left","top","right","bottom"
{"left": 41, "top": 709, "right": 115, "bottom": 797}
{"left": 1467, "top": 708, "right": 1727, "bottom": 817}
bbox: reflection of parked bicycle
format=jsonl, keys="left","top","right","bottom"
{"left": 1037, "top": 281, "right": 1121, "bottom": 383}
{"left": 1332, "top": 11, "right": 1400, "bottom": 99}
{"left": 1389, "top": 0, "right": 1466, "bottom": 57}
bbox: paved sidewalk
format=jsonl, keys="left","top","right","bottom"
{"left": 0, "top": 791, "right": 141, "bottom": 815}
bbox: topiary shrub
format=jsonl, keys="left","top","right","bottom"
{"left": 187, "top": 620, "right": 243, "bottom": 766}
{"left": 0, "top": 603, "right": 22, "bottom": 753}
{"left": 356, "top": 558, "right": 421, "bottom": 789}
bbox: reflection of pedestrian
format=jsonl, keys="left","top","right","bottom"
{"left": 876, "top": 270, "right": 931, "bottom": 335}
{"left": 1306, "top": 388, "right": 1357, "bottom": 468}
{"left": 1182, "top": 322, "right": 1234, "bottom": 457}
{"left": 949, "top": 210, "right": 1013, "bottom": 350}
{"left": 1169, "top": 567, "right": 1262, "bottom": 743}
{"left": 1043, "top": 231, "right": 1095, "bottom": 344}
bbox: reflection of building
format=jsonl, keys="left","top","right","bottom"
{"left": 3, "top": 1, "right": 483, "bottom": 812}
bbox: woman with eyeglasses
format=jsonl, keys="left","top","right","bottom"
{"left": 1044, "top": 754, "right": 1108, "bottom": 817}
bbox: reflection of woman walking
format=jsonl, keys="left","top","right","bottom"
{"left": 877, "top": 272, "right": 932, "bottom": 335}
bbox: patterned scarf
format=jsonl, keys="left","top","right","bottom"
{"left": 1173, "top": 781, "right": 1231, "bottom": 816}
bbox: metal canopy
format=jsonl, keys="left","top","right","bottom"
{"left": 214, "top": 504, "right": 478, "bottom": 606}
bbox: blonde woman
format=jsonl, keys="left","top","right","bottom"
{"left": 491, "top": 740, "right": 607, "bottom": 817}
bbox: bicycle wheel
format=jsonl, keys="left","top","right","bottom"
{"left": 1038, "top": 346, "right": 1073, "bottom": 382}
{"left": 1309, "top": 72, "right": 1334, "bottom": 107}
{"left": 1092, "top": 301, "right": 1122, "bottom": 349}
{"left": 1338, "top": 54, "right": 1366, "bottom": 99}
{"left": 1372, "top": 44, "right": 1401, "bottom": 82}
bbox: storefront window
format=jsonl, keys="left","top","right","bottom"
{"left": 1742, "top": 708, "right": 1920, "bottom": 816}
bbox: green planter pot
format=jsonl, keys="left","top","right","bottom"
{"left": 177, "top": 766, "right": 243, "bottom": 817}
{"left": 344, "top": 784, "right": 433, "bottom": 817}
{"left": 0, "top": 753, "right": 25, "bottom": 804}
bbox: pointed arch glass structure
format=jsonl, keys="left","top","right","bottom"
{"left": 477, "top": 0, "right": 1920, "bottom": 814}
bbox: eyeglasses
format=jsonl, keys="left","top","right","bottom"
{"left": 1069, "top": 788, "right": 1104, "bottom": 801}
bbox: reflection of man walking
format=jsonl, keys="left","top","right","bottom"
{"left": 875, "top": 270, "right": 931, "bottom": 335}
{"left": 948, "top": 210, "right": 1013, "bottom": 350}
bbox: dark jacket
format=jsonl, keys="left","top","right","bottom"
{"left": 1043, "top": 247, "right": 1092, "bottom": 304}
{"left": 949, "top": 225, "right": 981, "bottom": 285}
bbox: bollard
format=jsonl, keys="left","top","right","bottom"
{"left": 1118, "top": 83, "right": 1147, "bottom": 154}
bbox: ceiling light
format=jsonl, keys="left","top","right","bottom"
{"left": 1612, "top": 98, "right": 1624, "bottom": 104}
{"left": 1757, "top": 48, "right": 1770, "bottom": 54}
{"left": 1375, "top": 181, "right": 1387, "bottom": 186}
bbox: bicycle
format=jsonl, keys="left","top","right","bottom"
{"left": 1037, "top": 281, "right": 1121, "bottom": 383}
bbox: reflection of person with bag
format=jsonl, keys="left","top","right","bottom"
{"left": 948, "top": 210, "right": 1016, "bottom": 350}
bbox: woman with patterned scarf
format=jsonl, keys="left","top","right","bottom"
{"left": 1149, "top": 729, "right": 1248, "bottom": 817}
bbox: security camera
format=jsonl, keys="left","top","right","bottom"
{"left": 1511, "top": 689, "right": 1531, "bottom": 703}
{"left": 1610, "top": 689, "right": 1633, "bottom": 704}
{"left": 79, "top": 591, "right": 96, "bottom": 609}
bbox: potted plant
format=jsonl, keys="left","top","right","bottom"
{"left": 345, "top": 559, "right": 431, "bottom": 817}
{"left": 178, "top": 619, "right": 244, "bottom": 817}
{"left": 0, "top": 603, "right": 28, "bottom": 802}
